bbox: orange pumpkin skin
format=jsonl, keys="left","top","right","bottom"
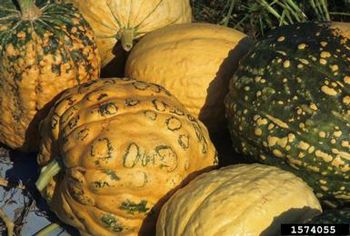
{"left": 36, "top": 77, "right": 218, "bottom": 235}
{"left": 63, "top": 0, "right": 192, "bottom": 67}
{"left": 0, "top": 1, "right": 101, "bottom": 152}
{"left": 125, "top": 23, "right": 254, "bottom": 133}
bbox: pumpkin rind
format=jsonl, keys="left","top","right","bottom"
{"left": 0, "top": 0, "right": 101, "bottom": 152}
{"left": 37, "top": 77, "right": 218, "bottom": 235}
{"left": 156, "top": 163, "right": 322, "bottom": 236}
{"left": 125, "top": 23, "right": 254, "bottom": 133}
{"left": 63, "top": 0, "right": 192, "bottom": 67}
{"left": 305, "top": 208, "right": 350, "bottom": 225}
{"left": 224, "top": 22, "right": 350, "bottom": 207}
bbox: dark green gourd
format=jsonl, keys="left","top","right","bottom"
{"left": 306, "top": 208, "right": 350, "bottom": 224}
{"left": 225, "top": 22, "right": 350, "bottom": 207}
{"left": 305, "top": 208, "right": 350, "bottom": 236}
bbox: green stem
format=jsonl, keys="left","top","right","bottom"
{"left": 330, "top": 12, "right": 350, "bottom": 16}
{"left": 223, "top": 0, "right": 235, "bottom": 26}
{"left": 118, "top": 28, "right": 135, "bottom": 52}
{"left": 284, "top": 9, "right": 295, "bottom": 24}
{"left": 320, "top": 0, "right": 330, "bottom": 21}
{"left": 35, "top": 159, "right": 62, "bottom": 192}
{"left": 315, "top": 0, "right": 325, "bottom": 20}
{"left": 258, "top": 0, "right": 288, "bottom": 25}
{"left": 279, "top": 9, "right": 287, "bottom": 26}
{"left": 285, "top": 0, "right": 307, "bottom": 20}
{"left": 309, "top": 0, "right": 321, "bottom": 18}
{"left": 277, "top": 2, "right": 301, "bottom": 22}
{"left": 18, "top": 0, "right": 41, "bottom": 20}
{"left": 232, "top": 14, "right": 249, "bottom": 30}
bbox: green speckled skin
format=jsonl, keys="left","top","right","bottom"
{"left": 0, "top": 0, "right": 100, "bottom": 152}
{"left": 225, "top": 22, "right": 350, "bottom": 207}
{"left": 307, "top": 208, "right": 350, "bottom": 225}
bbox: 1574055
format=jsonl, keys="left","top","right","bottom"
{"left": 281, "top": 224, "right": 349, "bottom": 235}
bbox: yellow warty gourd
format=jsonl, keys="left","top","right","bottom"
{"left": 35, "top": 77, "right": 218, "bottom": 235}
{"left": 0, "top": 0, "right": 100, "bottom": 152}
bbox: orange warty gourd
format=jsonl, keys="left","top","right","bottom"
{"left": 125, "top": 23, "right": 254, "bottom": 133}
{"left": 62, "top": 0, "right": 192, "bottom": 67}
{"left": 35, "top": 77, "right": 218, "bottom": 235}
{"left": 156, "top": 163, "right": 322, "bottom": 236}
{"left": 0, "top": 0, "right": 100, "bottom": 152}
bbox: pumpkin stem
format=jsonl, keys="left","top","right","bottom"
{"left": 119, "top": 28, "right": 135, "bottom": 51}
{"left": 18, "top": 0, "right": 41, "bottom": 20}
{"left": 35, "top": 158, "right": 62, "bottom": 192}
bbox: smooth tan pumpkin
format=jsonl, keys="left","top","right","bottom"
{"left": 35, "top": 77, "right": 218, "bottom": 235}
{"left": 125, "top": 23, "right": 254, "bottom": 133}
{"left": 156, "top": 163, "right": 322, "bottom": 236}
{"left": 62, "top": 0, "right": 192, "bottom": 67}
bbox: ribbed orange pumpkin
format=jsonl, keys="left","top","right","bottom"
{"left": 125, "top": 23, "right": 254, "bottom": 133}
{"left": 35, "top": 77, "right": 218, "bottom": 235}
{"left": 62, "top": 0, "right": 192, "bottom": 67}
{"left": 0, "top": 0, "right": 100, "bottom": 152}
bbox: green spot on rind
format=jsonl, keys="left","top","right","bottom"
{"left": 101, "top": 214, "right": 123, "bottom": 233}
{"left": 119, "top": 200, "right": 150, "bottom": 215}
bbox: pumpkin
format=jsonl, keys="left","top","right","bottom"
{"left": 125, "top": 23, "right": 254, "bottom": 133}
{"left": 0, "top": 0, "right": 100, "bottom": 152}
{"left": 62, "top": 0, "right": 192, "bottom": 67}
{"left": 305, "top": 208, "right": 350, "bottom": 225}
{"left": 35, "top": 77, "right": 218, "bottom": 235}
{"left": 156, "top": 163, "right": 322, "bottom": 236}
{"left": 224, "top": 21, "right": 350, "bottom": 207}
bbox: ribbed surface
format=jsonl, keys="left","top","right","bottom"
{"left": 125, "top": 23, "right": 254, "bottom": 133}
{"left": 157, "top": 163, "right": 322, "bottom": 236}
{"left": 64, "top": 0, "right": 192, "bottom": 66}
{"left": 0, "top": 1, "right": 100, "bottom": 151}
{"left": 38, "top": 77, "right": 218, "bottom": 235}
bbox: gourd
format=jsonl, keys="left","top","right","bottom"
{"left": 305, "top": 208, "right": 350, "bottom": 225}
{"left": 62, "top": 0, "right": 192, "bottom": 67}
{"left": 35, "top": 77, "right": 218, "bottom": 235}
{"left": 0, "top": 0, "right": 101, "bottom": 152}
{"left": 224, "top": 21, "right": 350, "bottom": 207}
{"left": 125, "top": 23, "right": 254, "bottom": 133}
{"left": 156, "top": 163, "right": 322, "bottom": 236}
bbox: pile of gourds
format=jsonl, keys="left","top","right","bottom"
{"left": 0, "top": 0, "right": 349, "bottom": 235}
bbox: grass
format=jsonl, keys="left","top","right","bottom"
{"left": 191, "top": 0, "right": 350, "bottom": 40}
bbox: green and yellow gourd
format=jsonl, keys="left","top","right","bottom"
{"left": 224, "top": 22, "right": 350, "bottom": 207}
{"left": 305, "top": 208, "right": 350, "bottom": 225}
{"left": 35, "top": 77, "right": 218, "bottom": 235}
{"left": 62, "top": 0, "right": 192, "bottom": 67}
{"left": 0, "top": 0, "right": 100, "bottom": 152}
{"left": 156, "top": 163, "right": 322, "bottom": 236}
